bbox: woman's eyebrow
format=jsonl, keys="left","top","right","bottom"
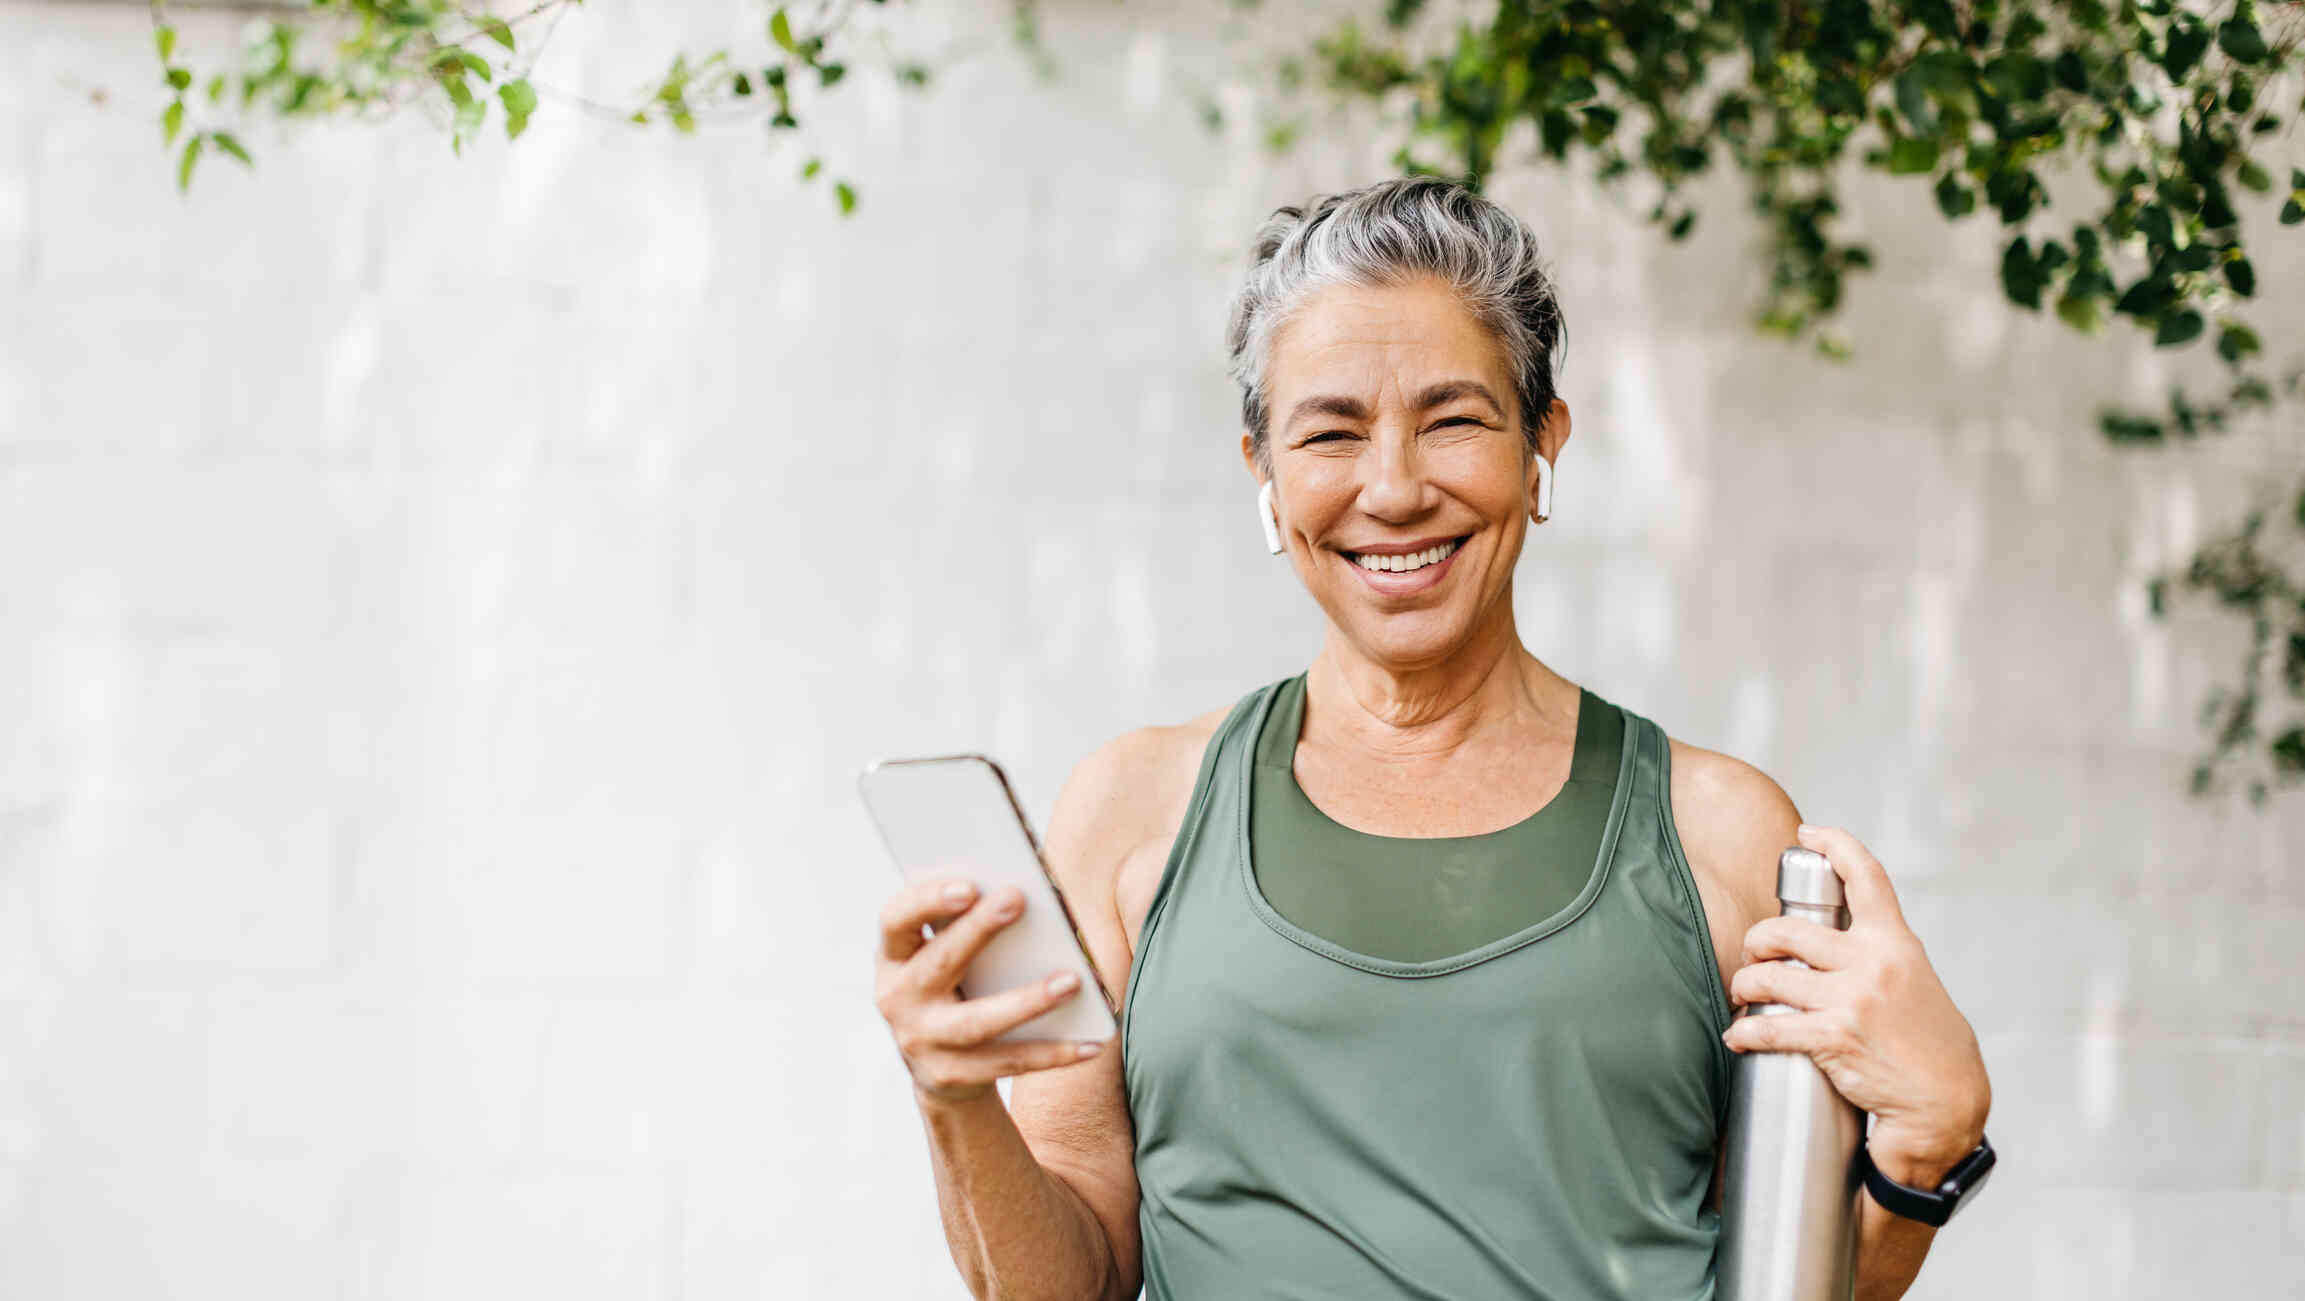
{"left": 1284, "top": 393, "right": 1371, "bottom": 428}
{"left": 1413, "top": 380, "right": 1502, "bottom": 412}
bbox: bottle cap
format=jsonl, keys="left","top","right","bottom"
{"left": 1777, "top": 847, "right": 1844, "bottom": 910}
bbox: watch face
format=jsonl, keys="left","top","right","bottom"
{"left": 1946, "top": 1145, "right": 1995, "bottom": 1220}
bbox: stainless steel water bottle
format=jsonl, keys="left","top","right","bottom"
{"left": 1716, "top": 846, "right": 1864, "bottom": 1301}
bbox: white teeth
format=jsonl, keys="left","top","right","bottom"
{"left": 1351, "top": 538, "right": 1462, "bottom": 574}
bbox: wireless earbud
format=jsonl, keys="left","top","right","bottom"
{"left": 1258, "top": 479, "right": 1284, "bottom": 554}
{"left": 1533, "top": 454, "right": 1554, "bottom": 522}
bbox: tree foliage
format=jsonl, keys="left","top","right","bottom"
{"left": 142, "top": 0, "right": 954, "bottom": 206}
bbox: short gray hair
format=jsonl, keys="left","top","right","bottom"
{"left": 1224, "top": 176, "right": 1566, "bottom": 471}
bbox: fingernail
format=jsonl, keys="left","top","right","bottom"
{"left": 1047, "top": 971, "right": 1079, "bottom": 996}
{"left": 1074, "top": 1041, "right": 1103, "bottom": 1058}
{"left": 995, "top": 892, "right": 1024, "bottom": 920}
{"left": 944, "top": 882, "right": 975, "bottom": 904}
{"left": 1797, "top": 823, "right": 1819, "bottom": 835}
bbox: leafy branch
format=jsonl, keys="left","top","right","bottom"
{"left": 142, "top": 0, "right": 984, "bottom": 208}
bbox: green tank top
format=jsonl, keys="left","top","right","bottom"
{"left": 1122, "top": 675, "right": 1734, "bottom": 1300}
{"left": 1250, "top": 671, "right": 1625, "bottom": 962}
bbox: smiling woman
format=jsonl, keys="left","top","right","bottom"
{"left": 871, "top": 177, "right": 1993, "bottom": 1301}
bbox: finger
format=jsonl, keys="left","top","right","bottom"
{"left": 1740, "top": 914, "right": 1861, "bottom": 971}
{"left": 878, "top": 876, "right": 983, "bottom": 963}
{"left": 1722, "top": 1007, "right": 1856, "bottom": 1057}
{"left": 1727, "top": 957, "right": 1840, "bottom": 1012}
{"left": 918, "top": 969, "right": 1088, "bottom": 1046}
{"left": 910, "top": 885, "right": 1027, "bottom": 994}
{"left": 914, "top": 1037, "right": 1107, "bottom": 1095}
{"left": 1795, "top": 823, "right": 1905, "bottom": 927}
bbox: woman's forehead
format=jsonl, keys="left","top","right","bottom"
{"left": 1268, "top": 280, "right": 1512, "bottom": 408}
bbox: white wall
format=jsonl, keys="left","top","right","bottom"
{"left": 1, "top": 1, "right": 2299, "bottom": 1297}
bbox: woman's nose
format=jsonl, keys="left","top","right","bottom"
{"left": 1358, "top": 437, "right": 1426, "bottom": 519}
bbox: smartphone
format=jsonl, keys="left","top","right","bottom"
{"left": 857, "top": 754, "right": 1118, "bottom": 1045}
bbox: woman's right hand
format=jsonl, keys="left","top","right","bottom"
{"left": 874, "top": 877, "right": 1103, "bottom": 1105}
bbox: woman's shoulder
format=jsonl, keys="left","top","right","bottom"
{"left": 1057, "top": 700, "right": 1236, "bottom": 855}
{"left": 1655, "top": 726, "right": 1805, "bottom": 957}
{"left": 1041, "top": 693, "right": 1249, "bottom": 957}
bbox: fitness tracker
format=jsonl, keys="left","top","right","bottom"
{"left": 1854, "top": 1133, "right": 1996, "bottom": 1227}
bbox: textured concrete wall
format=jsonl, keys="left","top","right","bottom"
{"left": 1, "top": 1, "right": 2300, "bottom": 1297}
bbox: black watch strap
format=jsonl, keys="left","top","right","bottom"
{"left": 1856, "top": 1134, "right": 1995, "bottom": 1227}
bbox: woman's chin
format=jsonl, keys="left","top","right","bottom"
{"left": 1338, "top": 606, "right": 1474, "bottom": 667}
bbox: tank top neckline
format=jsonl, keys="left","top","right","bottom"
{"left": 1259, "top": 670, "right": 1612, "bottom": 846}
{"left": 1233, "top": 676, "right": 1641, "bottom": 979}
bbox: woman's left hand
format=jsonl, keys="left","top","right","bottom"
{"left": 1722, "top": 823, "right": 1992, "bottom": 1183}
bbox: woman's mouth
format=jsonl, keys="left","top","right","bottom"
{"left": 1341, "top": 534, "right": 1470, "bottom": 594}
{"left": 1345, "top": 536, "right": 1465, "bottom": 573}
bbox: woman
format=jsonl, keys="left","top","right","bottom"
{"left": 872, "top": 177, "right": 1992, "bottom": 1300}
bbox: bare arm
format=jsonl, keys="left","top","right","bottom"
{"left": 877, "top": 725, "right": 1202, "bottom": 1301}
{"left": 912, "top": 1087, "right": 1129, "bottom": 1301}
{"left": 1672, "top": 744, "right": 1988, "bottom": 1301}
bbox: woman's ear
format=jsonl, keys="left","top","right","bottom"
{"left": 1529, "top": 399, "right": 1570, "bottom": 522}
{"left": 1533, "top": 398, "right": 1572, "bottom": 468}
{"left": 1239, "top": 430, "right": 1260, "bottom": 483}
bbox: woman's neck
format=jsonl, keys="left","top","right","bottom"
{"left": 1305, "top": 606, "right": 1577, "bottom": 763}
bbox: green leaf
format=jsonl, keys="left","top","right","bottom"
{"left": 2055, "top": 292, "right": 2102, "bottom": 332}
{"left": 162, "top": 99, "right": 184, "bottom": 145}
{"left": 1549, "top": 75, "right": 1596, "bottom": 106}
{"left": 2273, "top": 728, "right": 2305, "bottom": 775}
{"left": 1934, "top": 173, "right": 1976, "bottom": 218}
{"left": 2052, "top": 48, "right": 2086, "bottom": 92}
{"left": 2161, "top": 22, "right": 2211, "bottom": 81}
{"left": 800, "top": 156, "right": 822, "bottom": 180}
{"left": 2154, "top": 310, "right": 2204, "bottom": 347}
{"left": 1894, "top": 66, "right": 1937, "bottom": 134}
{"left": 482, "top": 18, "right": 516, "bottom": 52}
{"left": 2000, "top": 237, "right": 2047, "bottom": 309}
{"left": 436, "top": 49, "right": 492, "bottom": 82}
{"left": 770, "top": 9, "right": 796, "bottom": 53}
{"left": 2225, "top": 258, "right": 2256, "bottom": 297}
{"left": 155, "top": 25, "right": 176, "bottom": 62}
{"left": 176, "top": 132, "right": 204, "bottom": 193}
{"left": 166, "top": 67, "right": 192, "bottom": 91}
{"left": 2282, "top": 198, "right": 2304, "bottom": 226}
{"left": 499, "top": 78, "right": 537, "bottom": 139}
{"left": 205, "top": 73, "right": 225, "bottom": 105}
{"left": 817, "top": 62, "right": 846, "bottom": 88}
{"left": 1887, "top": 136, "right": 1938, "bottom": 174}
{"left": 2115, "top": 275, "right": 2177, "bottom": 318}
{"left": 210, "top": 131, "right": 251, "bottom": 167}
{"left": 2217, "top": 18, "right": 2268, "bottom": 65}
{"left": 2235, "top": 159, "right": 2271, "bottom": 192}
{"left": 2215, "top": 324, "right": 2260, "bottom": 363}
{"left": 834, "top": 180, "right": 856, "bottom": 215}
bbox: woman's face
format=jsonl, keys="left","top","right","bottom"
{"left": 1242, "top": 274, "right": 1569, "bottom": 669}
